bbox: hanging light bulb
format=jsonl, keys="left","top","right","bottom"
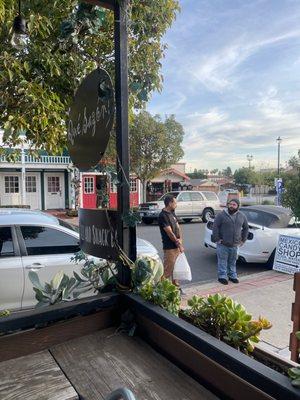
{"left": 11, "top": 0, "right": 28, "bottom": 49}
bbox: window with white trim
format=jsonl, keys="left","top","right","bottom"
{"left": 130, "top": 178, "right": 137, "bottom": 192}
{"left": 5, "top": 176, "right": 19, "bottom": 193}
{"left": 26, "top": 176, "right": 37, "bottom": 193}
{"left": 110, "top": 180, "right": 117, "bottom": 193}
{"left": 47, "top": 177, "right": 60, "bottom": 193}
{"left": 84, "top": 177, "right": 94, "bottom": 194}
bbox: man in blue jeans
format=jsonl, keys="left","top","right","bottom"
{"left": 212, "top": 198, "right": 249, "bottom": 285}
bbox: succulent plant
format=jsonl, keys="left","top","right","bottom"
{"left": 183, "top": 293, "right": 272, "bottom": 354}
{"left": 131, "top": 255, "right": 163, "bottom": 291}
{"left": 288, "top": 331, "right": 300, "bottom": 387}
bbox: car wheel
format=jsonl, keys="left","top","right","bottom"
{"left": 183, "top": 218, "right": 192, "bottom": 223}
{"left": 266, "top": 249, "right": 276, "bottom": 269}
{"left": 142, "top": 218, "right": 154, "bottom": 225}
{"left": 202, "top": 208, "right": 214, "bottom": 223}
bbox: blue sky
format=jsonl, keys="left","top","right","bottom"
{"left": 148, "top": 0, "right": 300, "bottom": 172}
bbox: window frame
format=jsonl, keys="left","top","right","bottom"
{"left": 177, "top": 192, "right": 192, "bottom": 202}
{"left": 84, "top": 176, "right": 95, "bottom": 194}
{"left": 191, "top": 192, "right": 205, "bottom": 201}
{"left": 130, "top": 178, "right": 137, "bottom": 192}
{"left": 26, "top": 176, "right": 37, "bottom": 193}
{"left": 4, "top": 176, "right": 19, "bottom": 194}
{"left": 16, "top": 225, "right": 80, "bottom": 256}
{"left": 0, "top": 226, "right": 20, "bottom": 257}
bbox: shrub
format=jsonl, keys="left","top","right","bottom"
{"left": 288, "top": 331, "right": 300, "bottom": 387}
{"left": 139, "top": 278, "right": 181, "bottom": 316}
{"left": 182, "top": 293, "right": 271, "bottom": 354}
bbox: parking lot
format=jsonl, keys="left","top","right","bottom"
{"left": 137, "top": 220, "right": 268, "bottom": 285}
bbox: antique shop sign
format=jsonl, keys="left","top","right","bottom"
{"left": 68, "top": 68, "right": 115, "bottom": 170}
{"left": 79, "top": 208, "right": 119, "bottom": 260}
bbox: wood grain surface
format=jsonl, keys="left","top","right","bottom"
{"left": 51, "top": 328, "right": 218, "bottom": 400}
{"left": 0, "top": 350, "right": 78, "bottom": 400}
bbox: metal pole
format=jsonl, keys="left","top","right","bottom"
{"left": 277, "top": 140, "right": 280, "bottom": 177}
{"left": 21, "top": 147, "right": 26, "bottom": 206}
{"left": 114, "top": 0, "right": 136, "bottom": 286}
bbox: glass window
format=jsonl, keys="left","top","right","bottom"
{"left": 0, "top": 227, "right": 15, "bottom": 257}
{"left": 47, "top": 177, "right": 60, "bottom": 193}
{"left": 191, "top": 192, "right": 205, "bottom": 201}
{"left": 84, "top": 177, "right": 94, "bottom": 194}
{"left": 26, "top": 176, "right": 37, "bottom": 193}
{"left": 21, "top": 226, "right": 80, "bottom": 255}
{"left": 130, "top": 178, "right": 137, "bottom": 192}
{"left": 177, "top": 192, "right": 192, "bottom": 202}
{"left": 5, "top": 176, "right": 19, "bottom": 193}
{"left": 159, "top": 192, "right": 180, "bottom": 200}
{"left": 110, "top": 181, "right": 117, "bottom": 193}
{"left": 202, "top": 191, "right": 218, "bottom": 201}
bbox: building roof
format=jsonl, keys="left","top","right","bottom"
{"left": 189, "top": 179, "right": 219, "bottom": 186}
{"left": 162, "top": 168, "right": 190, "bottom": 181}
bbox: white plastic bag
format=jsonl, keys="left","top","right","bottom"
{"left": 173, "top": 253, "right": 192, "bottom": 281}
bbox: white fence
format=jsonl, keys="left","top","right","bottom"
{"left": 0, "top": 154, "right": 71, "bottom": 164}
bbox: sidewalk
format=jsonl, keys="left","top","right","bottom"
{"left": 182, "top": 270, "right": 294, "bottom": 358}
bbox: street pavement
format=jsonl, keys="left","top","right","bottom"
{"left": 137, "top": 220, "right": 268, "bottom": 284}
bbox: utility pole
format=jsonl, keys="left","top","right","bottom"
{"left": 276, "top": 136, "right": 282, "bottom": 176}
{"left": 246, "top": 154, "right": 253, "bottom": 169}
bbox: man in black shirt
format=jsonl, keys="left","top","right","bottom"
{"left": 158, "top": 194, "right": 184, "bottom": 285}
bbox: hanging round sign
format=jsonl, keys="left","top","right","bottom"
{"left": 67, "top": 68, "right": 115, "bottom": 170}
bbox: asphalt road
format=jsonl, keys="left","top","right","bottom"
{"left": 137, "top": 220, "right": 268, "bottom": 285}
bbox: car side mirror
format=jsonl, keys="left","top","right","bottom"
{"left": 247, "top": 232, "right": 253, "bottom": 240}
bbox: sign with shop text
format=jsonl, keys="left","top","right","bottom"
{"left": 68, "top": 68, "right": 115, "bottom": 170}
{"left": 79, "top": 208, "right": 119, "bottom": 260}
{"left": 273, "top": 234, "right": 300, "bottom": 274}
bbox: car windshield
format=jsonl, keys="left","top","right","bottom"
{"left": 58, "top": 219, "right": 79, "bottom": 233}
{"left": 240, "top": 208, "right": 291, "bottom": 228}
{"left": 159, "top": 192, "right": 180, "bottom": 200}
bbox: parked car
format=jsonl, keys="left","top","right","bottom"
{"left": 139, "top": 190, "right": 222, "bottom": 224}
{"left": 0, "top": 209, "right": 161, "bottom": 311}
{"left": 204, "top": 205, "right": 300, "bottom": 265}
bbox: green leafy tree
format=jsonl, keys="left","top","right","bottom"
{"left": 222, "top": 166, "right": 232, "bottom": 178}
{"left": 130, "top": 111, "right": 184, "bottom": 201}
{"left": 186, "top": 169, "right": 208, "bottom": 179}
{"left": 0, "top": 0, "right": 180, "bottom": 154}
{"left": 282, "top": 150, "right": 300, "bottom": 219}
{"left": 234, "top": 167, "right": 257, "bottom": 185}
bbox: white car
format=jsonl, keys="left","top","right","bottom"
{"left": 0, "top": 209, "right": 161, "bottom": 311}
{"left": 204, "top": 205, "right": 300, "bottom": 265}
{"left": 139, "top": 190, "right": 222, "bottom": 224}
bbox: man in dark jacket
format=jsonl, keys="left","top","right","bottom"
{"left": 212, "top": 198, "right": 249, "bottom": 285}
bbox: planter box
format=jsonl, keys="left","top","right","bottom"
{"left": 0, "top": 293, "right": 120, "bottom": 362}
{"left": 125, "top": 293, "right": 300, "bottom": 400}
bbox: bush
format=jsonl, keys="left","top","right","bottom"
{"left": 139, "top": 279, "right": 181, "bottom": 316}
{"left": 262, "top": 199, "right": 274, "bottom": 205}
{"left": 181, "top": 293, "right": 271, "bottom": 354}
{"left": 66, "top": 209, "right": 78, "bottom": 217}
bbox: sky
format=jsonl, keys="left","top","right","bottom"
{"left": 148, "top": 0, "right": 300, "bottom": 173}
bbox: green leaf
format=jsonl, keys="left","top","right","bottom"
{"left": 28, "top": 271, "right": 44, "bottom": 291}
{"left": 50, "top": 270, "right": 65, "bottom": 290}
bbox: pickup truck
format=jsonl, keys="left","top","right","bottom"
{"left": 138, "top": 190, "right": 222, "bottom": 224}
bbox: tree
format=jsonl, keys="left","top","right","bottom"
{"left": 233, "top": 167, "right": 257, "bottom": 185}
{"left": 222, "top": 166, "right": 232, "bottom": 178}
{"left": 130, "top": 111, "right": 184, "bottom": 201}
{"left": 186, "top": 169, "right": 208, "bottom": 179}
{"left": 0, "top": 1, "right": 180, "bottom": 154}
{"left": 210, "top": 168, "right": 218, "bottom": 175}
{"left": 282, "top": 150, "right": 300, "bottom": 219}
